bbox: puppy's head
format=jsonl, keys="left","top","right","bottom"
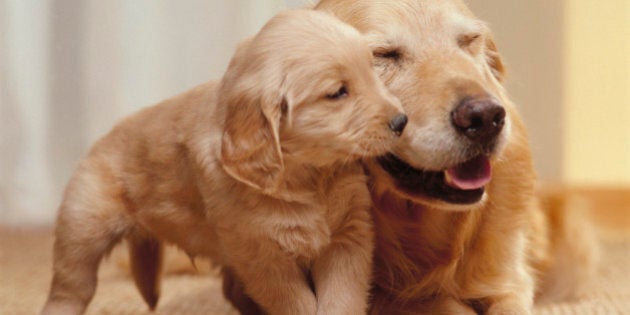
{"left": 219, "top": 9, "right": 405, "bottom": 195}
{"left": 317, "top": 0, "right": 518, "bottom": 209}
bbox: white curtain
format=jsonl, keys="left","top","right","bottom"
{"left": 0, "top": 0, "right": 310, "bottom": 226}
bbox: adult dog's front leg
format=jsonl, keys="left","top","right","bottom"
{"left": 311, "top": 212, "right": 374, "bottom": 315}
{"left": 476, "top": 253, "right": 534, "bottom": 314}
{"left": 484, "top": 237, "right": 535, "bottom": 315}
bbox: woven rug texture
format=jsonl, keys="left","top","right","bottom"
{"left": 1, "top": 228, "right": 628, "bottom": 315}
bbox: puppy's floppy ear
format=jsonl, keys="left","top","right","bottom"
{"left": 220, "top": 44, "right": 284, "bottom": 194}
{"left": 221, "top": 93, "right": 284, "bottom": 194}
{"left": 484, "top": 36, "right": 506, "bottom": 82}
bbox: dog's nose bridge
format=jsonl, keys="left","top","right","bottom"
{"left": 450, "top": 78, "right": 489, "bottom": 101}
{"left": 415, "top": 55, "right": 492, "bottom": 107}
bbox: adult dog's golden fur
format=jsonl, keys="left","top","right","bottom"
{"left": 313, "top": 0, "right": 597, "bottom": 314}
{"left": 220, "top": 1, "right": 597, "bottom": 314}
{"left": 41, "top": 9, "right": 406, "bottom": 315}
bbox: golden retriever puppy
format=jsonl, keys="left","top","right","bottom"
{"left": 223, "top": 1, "right": 597, "bottom": 314}
{"left": 41, "top": 9, "right": 407, "bottom": 315}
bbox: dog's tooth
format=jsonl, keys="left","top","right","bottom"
{"left": 444, "top": 170, "right": 455, "bottom": 186}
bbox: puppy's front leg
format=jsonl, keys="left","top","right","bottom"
{"left": 228, "top": 241, "right": 317, "bottom": 315}
{"left": 221, "top": 266, "right": 265, "bottom": 315}
{"left": 311, "top": 211, "right": 373, "bottom": 315}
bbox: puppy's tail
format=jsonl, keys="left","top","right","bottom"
{"left": 535, "top": 186, "right": 600, "bottom": 303}
{"left": 128, "top": 235, "right": 163, "bottom": 310}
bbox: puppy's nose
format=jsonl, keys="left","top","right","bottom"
{"left": 451, "top": 97, "right": 505, "bottom": 143}
{"left": 389, "top": 114, "right": 408, "bottom": 136}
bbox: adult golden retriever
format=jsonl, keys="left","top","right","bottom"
{"left": 41, "top": 9, "right": 407, "bottom": 315}
{"left": 223, "top": 1, "right": 597, "bottom": 314}
{"left": 314, "top": 0, "right": 597, "bottom": 314}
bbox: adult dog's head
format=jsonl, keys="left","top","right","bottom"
{"left": 219, "top": 9, "right": 406, "bottom": 195}
{"left": 317, "top": 0, "right": 527, "bottom": 209}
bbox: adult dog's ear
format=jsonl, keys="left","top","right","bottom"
{"left": 220, "top": 42, "right": 284, "bottom": 194}
{"left": 484, "top": 36, "right": 506, "bottom": 82}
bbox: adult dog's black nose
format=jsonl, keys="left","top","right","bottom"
{"left": 451, "top": 97, "right": 505, "bottom": 143}
{"left": 389, "top": 114, "right": 408, "bottom": 136}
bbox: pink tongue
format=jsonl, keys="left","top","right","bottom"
{"left": 445, "top": 155, "right": 492, "bottom": 190}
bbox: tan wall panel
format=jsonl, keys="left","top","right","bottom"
{"left": 468, "top": 0, "right": 565, "bottom": 182}
{"left": 564, "top": 0, "right": 630, "bottom": 185}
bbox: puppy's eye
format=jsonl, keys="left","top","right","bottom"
{"left": 327, "top": 86, "right": 348, "bottom": 100}
{"left": 373, "top": 49, "right": 401, "bottom": 60}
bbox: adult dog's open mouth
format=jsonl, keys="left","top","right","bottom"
{"left": 377, "top": 153, "right": 491, "bottom": 204}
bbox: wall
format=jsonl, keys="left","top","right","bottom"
{"left": 564, "top": 0, "right": 629, "bottom": 185}
{"left": 0, "top": 0, "right": 304, "bottom": 226}
{"left": 468, "top": 0, "right": 565, "bottom": 182}
{"left": 470, "top": 0, "right": 629, "bottom": 185}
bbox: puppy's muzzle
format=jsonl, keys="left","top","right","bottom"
{"left": 389, "top": 114, "right": 408, "bottom": 136}
{"left": 451, "top": 97, "right": 505, "bottom": 145}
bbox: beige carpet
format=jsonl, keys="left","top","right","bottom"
{"left": 1, "top": 227, "right": 629, "bottom": 315}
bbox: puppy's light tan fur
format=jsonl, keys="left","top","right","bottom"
{"left": 41, "top": 10, "right": 405, "bottom": 315}
{"left": 310, "top": 1, "right": 597, "bottom": 314}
